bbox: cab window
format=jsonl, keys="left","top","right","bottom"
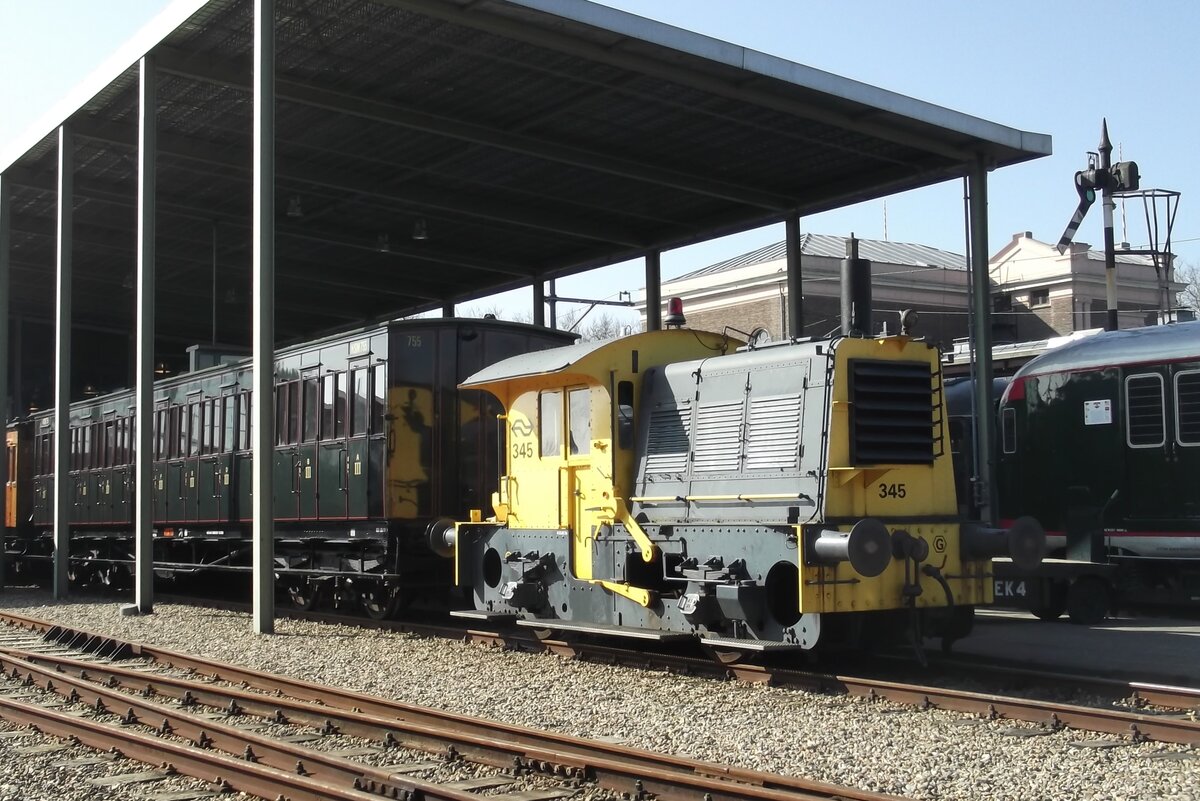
{"left": 539, "top": 390, "right": 562, "bottom": 458}
{"left": 568, "top": 387, "right": 590, "bottom": 455}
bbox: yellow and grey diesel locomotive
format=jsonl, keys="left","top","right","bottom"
{"left": 452, "top": 305, "right": 1044, "bottom": 652}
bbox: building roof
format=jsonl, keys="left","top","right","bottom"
{"left": 2, "top": 0, "right": 1049, "bottom": 350}
{"left": 673, "top": 233, "right": 967, "bottom": 281}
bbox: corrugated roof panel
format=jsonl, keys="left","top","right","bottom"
{"left": 675, "top": 233, "right": 967, "bottom": 282}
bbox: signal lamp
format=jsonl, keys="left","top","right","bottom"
{"left": 664, "top": 296, "right": 686, "bottom": 328}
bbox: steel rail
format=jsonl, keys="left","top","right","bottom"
{"left": 0, "top": 648, "right": 482, "bottom": 801}
{"left": 0, "top": 693, "right": 402, "bottom": 801}
{"left": 161, "top": 597, "right": 1200, "bottom": 711}
{"left": 0, "top": 644, "right": 897, "bottom": 801}
{"left": 3, "top": 608, "right": 1199, "bottom": 761}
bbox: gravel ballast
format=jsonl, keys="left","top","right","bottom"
{"left": 0, "top": 590, "right": 1196, "bottom": 801}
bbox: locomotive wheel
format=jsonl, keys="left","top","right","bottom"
{"left": 703, "top": 645, "right": 750, "bottom": 667}
{"left": 287, "top": 580, "right": 325, "bottom": 611}
{"left": 1066, "top": 576, "right": 1110, "bottom": 625}
{"left": 1031, "top": 582, "right": 1068, "bottom": 621}
{"left": 361, "top": 583, "right": 404, "bottom": 620}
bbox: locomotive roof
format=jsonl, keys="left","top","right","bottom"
{"left": 461, "top": 328, "right": 735, "bottom": 388}
{"left": 1013, "top": 321, "right": 1200, "bottom": 378}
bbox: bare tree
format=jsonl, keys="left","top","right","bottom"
{"left": 1176, "top": 259, "right": 1200, "bottom": 312}
{"left": 459, "top": 303, "right": 532, "bottom": 324}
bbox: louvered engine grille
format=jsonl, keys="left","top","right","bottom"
{"left": 745, "top": 394, "right": 801, "bottom": 470}
{"left": 644, "top": 408, "right": 691, "bottom": 473}
{"left": 849, "top": 360, "right": 934, "bottom": 465}
{"left": 693, "top": 401, "right": 743, "bottom": 472}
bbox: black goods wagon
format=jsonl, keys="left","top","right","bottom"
{"left": 6, "top": 318, "right": 573, "bottom": 616}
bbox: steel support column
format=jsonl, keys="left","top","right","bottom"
{"left": 785, "top": 215, "right": 802, "bottom": 338}
{"left": 645, "top": 252, "right": 662, "bottom": 332}
{"left": 53, "top": 125, "right": 74, "bottom": 598}
{"left": 442, "top": 301, "right": 455, "bottom": 318}
{"left": 968, "top": 158, "right": 996, "bottom": 525}
{"left": 0, "top": 173, "right": 10, "bottom": 589}
{"left": 252, "top": 0, "right": 276, "bottom": 634}
{"left": 532, "top": 280, "right": 545, "bottom": 327}
{"left": 134, "top": 55, "right": 157, "bottom": 614}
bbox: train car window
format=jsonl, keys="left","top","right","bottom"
{"left": 239, "top": 393, "right": 251, "bottom": 451}
{"left": 172, "top": 406, "right": 184, "bottom": 458}
{"left": 616, "top": 381, "right": 635, "bottom": 450}
{"left": 303, "top": 379, "right": 320, "bottom": 442}
{"left": 540, "top": 390, "right": 562, "bottom": 458}
{"left": 287, "top": 382, "right": 302, "bottom": 444}
{"left": 371, "top": 365, "right": 387, "bottom": 434}
{"left": 84, "top": 426, "right": 92, "bottom": 470}
{"left": 1125, "top": 373, "right": 1166, "bottom": 448}
{"left": 223, "top": 397, "right": 236, "bottom": 453}
{"left": 200, "top": 402, "right": 212, "bottom": 454}
{"left": 190, "top": 403, "right": 203, "bottom": 456}
{"left": 321, "top": 375, "right": 336, "bottom": 440}
{"left": 1001, "top": 407, "right": 1017, "bottom": 454}
{"left": 568, "top": 388, "right": 590, "bottom": 456}
{"left": 335, "top": 373, "right": 348, "bottom": 438}
{"left": 1176, "top": 371, "right": 1200, "bottom": 446}
{"left": 106, "top": 421, "right": 116, "bottom": 467}
{"left": 351, "top": 370, "right": 368, "bottom": 436}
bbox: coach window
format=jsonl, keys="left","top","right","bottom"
{"left": 1001, "top": 407, "right": 1017, "bottom": 454}
{"left": 1125, "top": 373, "right": 1166, "bottom": 448}
{"left": 351, "top": 369, "right": 368, "bottom": 436}
{"left": 568, "top": 387, "right": 590, "bottom": 456}
{"left": 303, "top": 378, "right": 320, "bottom": 443}
{"left": 1176, "top": 371, "right": 1200, "bottom": 446}
{"left": 239, "top": 392, "right": 251, "bottom": 451}
{"left": 335, "top": 373, "right": 348, "bottom": 437}
{"left": 371, "top": 365, "right": 387, "bottom": 434}
{"left": 540, "top": 390, "right": 562, "bottom": 458}
{"left": 190, "top": 403, "right": 203, "bottom": 456}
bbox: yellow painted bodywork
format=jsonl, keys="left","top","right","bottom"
{"left": 5, "top": 430, "right": 17, "bottom": 530}
{"left": 801, "top": 335, "right": 992, "bottom": 613}
{"left": 465, "top": 329, "right": 737, "bottom": 607}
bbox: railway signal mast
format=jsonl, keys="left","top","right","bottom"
{"left": 1055, "top": 119, "right": 1140, "bottom": 331}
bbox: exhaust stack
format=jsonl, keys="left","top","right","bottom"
{"left": 840, "top": 235, "right": 872, "bottom": 336}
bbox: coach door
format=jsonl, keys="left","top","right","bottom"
{"left": 297, "top": 375, "right": 320, "bottom": 521}
{"left": 273, "top": 380, "right": 301, "bottom": 521}
{"left": 196, "top": 397, "right": 230, "bottom": 524}
{"left": 1172, "top": 368, "right": 1200, "bottom": 524}
{"left": 318, "top": 372, "right": 349, "bottom": 519}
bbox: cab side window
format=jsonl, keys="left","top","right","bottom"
{"left": 539, "top": 390, "right": 562, "bottom": 458}
{"left": 568, "top": 387, "right": 590, "bottom": 455}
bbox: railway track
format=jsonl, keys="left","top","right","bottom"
{"left": 0, "top": 601, "right": 1195, "bottom": 801}
{"left": 0, "top": 610, "right": 912, "bottom": 801}
{"left": 154, "top": 599, "right": 1200, "bottom": 734}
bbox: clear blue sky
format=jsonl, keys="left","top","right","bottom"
{"left": 2, "top": 0, "right": 1196, "bottom": 328}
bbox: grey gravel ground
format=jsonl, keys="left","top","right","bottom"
{"left": 0, "top": 589, "right": 1196, "bottom": 801}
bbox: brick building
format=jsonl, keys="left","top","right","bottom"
{"left": 639, "top": 234, "right": 972, "bottom": 349}
{"left": 637, "top": 231, "right": 1184, "bottom": 347}
{"left": 988, "top": 231, "right": 1184, "bottom": 341}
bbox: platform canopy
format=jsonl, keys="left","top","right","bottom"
{"left": 1, "top": 0, "right": 1050, "bottom": 348}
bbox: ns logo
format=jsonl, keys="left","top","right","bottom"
{"left": 511, "top": 418, "right": 534, "bottom": 437}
